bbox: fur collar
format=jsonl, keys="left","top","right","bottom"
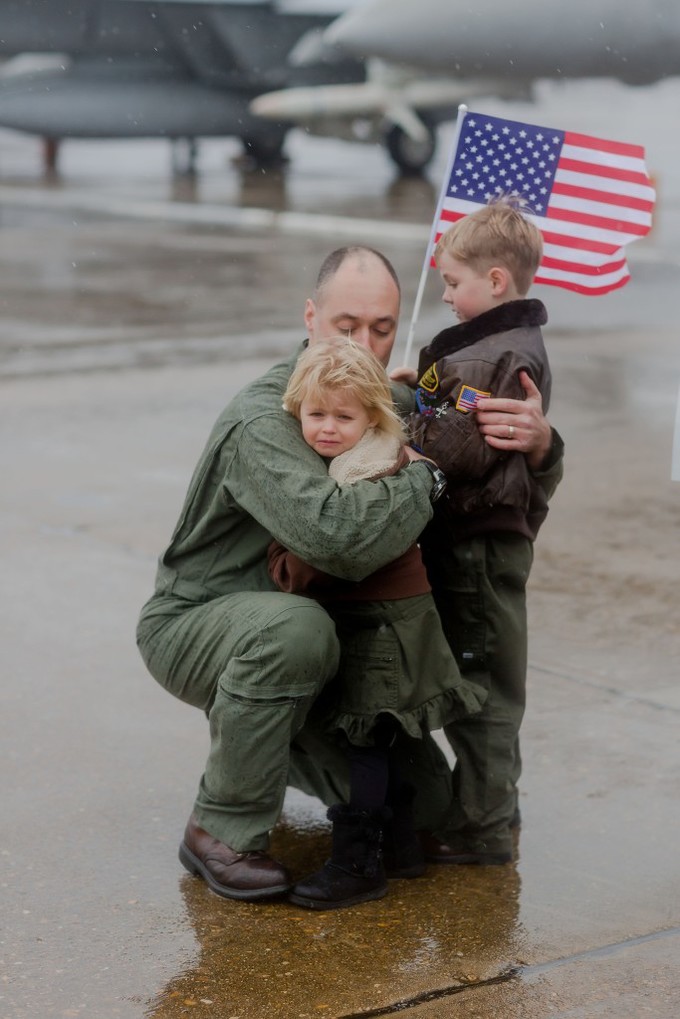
{"left": 418, "top": 299, "right": 547, "bottom": 374}
{"left": 328, "top": 428, "right": 401, "bottom": 484}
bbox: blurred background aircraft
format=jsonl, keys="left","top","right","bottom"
{"left": 252, "top": 0, "right": 680, "bottom": 173}
{"left": 0, "top": 0, "right": 366, "bottom": 172}
{"left": 2, "top": 0, "right": 680, "bottom": 177}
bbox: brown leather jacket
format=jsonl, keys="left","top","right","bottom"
{"left": 408, "top": 299, "right": 552, "bottom": 540}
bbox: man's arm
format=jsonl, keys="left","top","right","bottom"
{"left": 229, "top": 411, "right": 435, "bottom": 582}
{"left": 475, "top": 371, "right": 554, "bottom": 471}
{"left": 389, "top": 376, "right": 417, "bottom": 417}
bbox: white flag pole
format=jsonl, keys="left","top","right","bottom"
{"left": 672, "top": 381, "right": 680, "bottom": 481}
{"left": 402, "top": 104, "right": 469, "bottom": 366}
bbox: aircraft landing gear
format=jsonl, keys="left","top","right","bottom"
{"left": 171, "top": 137, "right": 199, "bottom": 177}
{"left": 240, "top": 125, "right": 289, "bottom": 168}
{"left": 385, "top": 119, "right": 436, "bottom": 176}
{"left": 42, "top": 136, "right": 60, "bottom": 175}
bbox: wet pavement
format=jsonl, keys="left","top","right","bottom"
{"left": 2, "top": 78, "right": 680, "bottom": 1018}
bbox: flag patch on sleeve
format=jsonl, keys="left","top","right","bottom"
{"left": 455, "top": 384, "right": 491, "bottom": 413}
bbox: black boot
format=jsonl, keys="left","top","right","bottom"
{"left": 289, "top": 804, "right": 390, "bottom": 910}
{"left": 382, "top": 783, "right": 426, "bottom": 879}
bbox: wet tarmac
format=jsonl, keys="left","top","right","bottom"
{"left": 2, "top": 78, "right": 680, "bottom": 1018}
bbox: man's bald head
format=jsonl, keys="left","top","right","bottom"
{"left": 305, "top": 247, "right": 401, "bottom": 366}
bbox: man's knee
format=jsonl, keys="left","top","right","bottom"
{"left": 220, "top": 597, "right": 340, "bottom": 701}
{"left": 279, "top": 601, "right": 340, "bottom": 684}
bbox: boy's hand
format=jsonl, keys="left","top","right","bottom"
{"left": 389, "top": 366, "right": 418, "bottom": 387}
{"left": 475, "top": 371, "right": 552, "bottom": 470}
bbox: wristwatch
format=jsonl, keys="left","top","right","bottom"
{"left": 416, "top": 459, "right": 447, "bottom": 503}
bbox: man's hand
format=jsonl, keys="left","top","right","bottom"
{"left": 389, "top": 366, "right": 418, "bottom": 387}
{"left": 476, "top": 371, "right": 552, "bottom": 471}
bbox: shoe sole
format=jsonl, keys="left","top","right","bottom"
{"left": 288, "top": 883, "right": 388, "bottom": 911}
{"left": 179, "top": 842, "right": 291, "bottom": 901}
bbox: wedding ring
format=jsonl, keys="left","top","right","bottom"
{"left": 508, "top": 425, "right": 515, "bottom": 439}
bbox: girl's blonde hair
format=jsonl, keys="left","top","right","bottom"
{"left": 435, "top": 195, "right": 543, "bottom": 295}
{"left": 283, "top": 339, "right": 404, "bottom": 440}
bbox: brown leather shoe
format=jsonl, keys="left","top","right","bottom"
{"left": 179, "top": 814, "right": 291, "bottom": 900}
{"left": 421, "top": 832, "right": 512, "bottom": 866}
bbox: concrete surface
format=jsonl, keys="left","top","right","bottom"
{"left": 1, "top": 77, "right": 680, "bottom": 1019}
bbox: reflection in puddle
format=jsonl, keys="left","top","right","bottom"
{"left": 145, "top": 823, "right": 525, "bottom": 1019}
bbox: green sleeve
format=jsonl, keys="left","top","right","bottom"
{"left": 229, "top": 410, "right": 434, "bottom": 582}
{"left": 390, "top": 380, "right": 417, "bottom": 418}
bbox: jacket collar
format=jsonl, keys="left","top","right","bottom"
{"left": 418, "top": 299, "right": 547, "bottom": 374}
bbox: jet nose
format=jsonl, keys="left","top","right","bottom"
{"left": 323, "top": 0, "right": 392, "bottom": 60}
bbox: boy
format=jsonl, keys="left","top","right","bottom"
{"left": 392, "top": 197, "right": 557, "bottom": 864}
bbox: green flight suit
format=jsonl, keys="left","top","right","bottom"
{"left": 136, "top": 348, "right": 453, "bottom": 852}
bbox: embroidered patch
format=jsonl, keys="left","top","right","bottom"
{"left": 455, "top": 384, "right": 491, "bottom": 413}
{"left": 418, "top": 363, "right": 439, "bottom": 393}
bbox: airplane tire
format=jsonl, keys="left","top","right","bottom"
{"left": 240, "top": 127, "right": 288, "bottom": 166}
{"left": 385, "top": 121, "right": 436, "bottom": 175}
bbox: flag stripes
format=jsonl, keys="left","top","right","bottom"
{"left": 430, "top": 111, "right": 656, "bottom": 295}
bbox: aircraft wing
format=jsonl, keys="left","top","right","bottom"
{"left": 324, "top": 0, "right": 680, "bottom": 84}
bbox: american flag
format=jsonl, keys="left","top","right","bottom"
{"left": 433, "top": 111, "right": 656, "bottom": 295}
{"left": 456, "top": 384, "right": 491, "bottom": 413}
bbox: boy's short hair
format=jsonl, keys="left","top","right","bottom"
{"left": 284, "top": 339, "right": 404, "bottom": 440}
{"left": 434, "top": 196, "right": 543, "bottom": 295}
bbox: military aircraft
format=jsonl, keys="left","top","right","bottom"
{"left": 251, "top": 0, "right": 680, "bottom": 173}
{"left": 0, "top": 0, "right": 366, "bottom": 171}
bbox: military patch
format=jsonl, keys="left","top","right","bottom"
{"left": 455, "top": 384, "right": 491, "bottom": 413}
{"left": 418, "top": 363, "right": 439, "bottom": 394}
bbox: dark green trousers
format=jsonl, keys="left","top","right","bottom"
{"left": 422, "top": 531, "right": 534, "bottom": 853}
{"left": 137, "top": 590, "right": 454, "bottom": 851}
